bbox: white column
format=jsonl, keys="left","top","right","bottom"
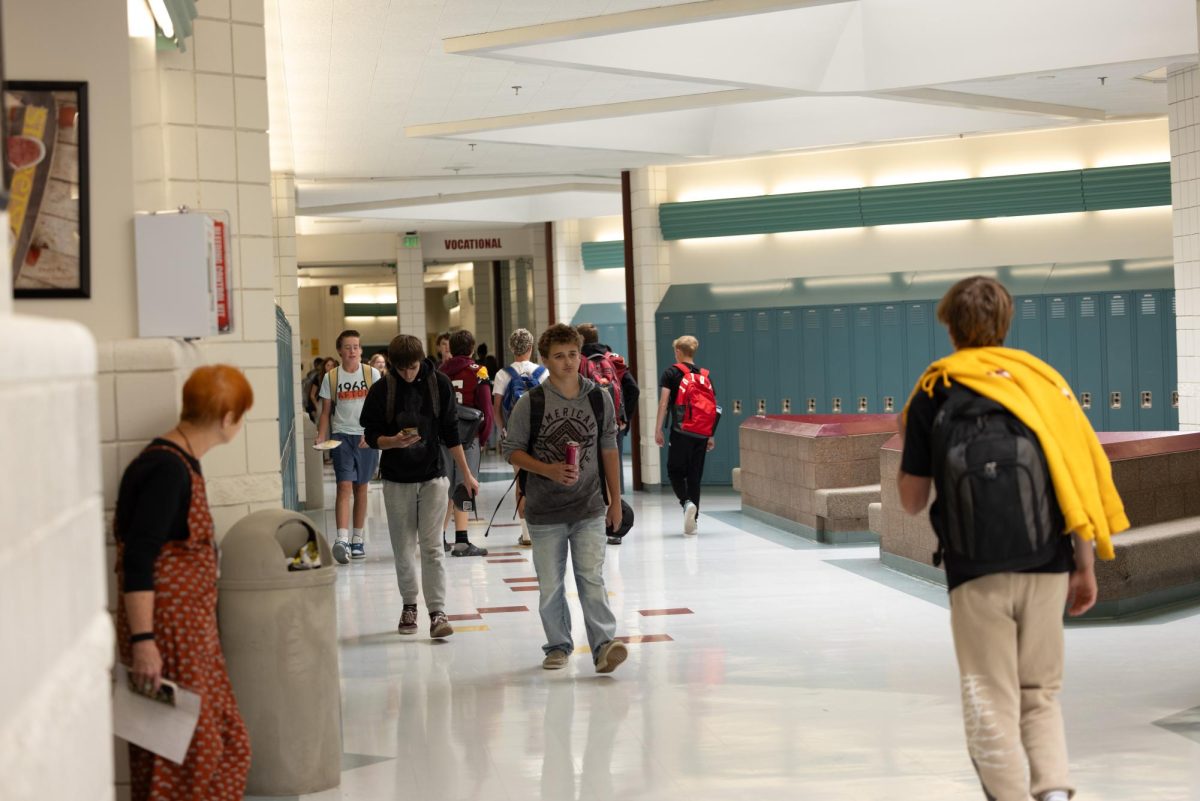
{"left": 396, "top": 236, "right": 426, "bottom": 339}
{"left": 630, "top": 167, "right": 670, "bottom": 484}
{"left": 1170, "top": 66, "right": 1200, "bottom": 430}
{"left": 554, "top": 220, "right": 583, "bottom": 324}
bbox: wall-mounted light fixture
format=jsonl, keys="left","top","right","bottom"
{"left": 145, "top": 0, "right": 197, "bottom": 51}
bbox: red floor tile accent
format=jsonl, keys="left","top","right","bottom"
{"left": 487, "top": 550, "right": 523, "bottom": 556}
{"left": 503, "top": 577, "right": 539, "bottom": 584}
{"left": 509, "top": 586, "right": 540, "bottom": 592}
{"left": 615, "top": 634, "right": 674, "bottom": 644}
{"left": 446, "top": 613, "right": 483, "bottom": 621}
{"left": 488, "top": 558, "right": 527, "bottom": 563}
{"left": 477, "top": 606, "right": 529, "bottom": 614}
{"left": 638, "top": 608, "right": 694, "bottom": 617}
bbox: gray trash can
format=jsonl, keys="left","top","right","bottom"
{"left": 217, "top": 510, "right": 341, "bottom": 796}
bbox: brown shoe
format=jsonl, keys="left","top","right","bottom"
{"left": 429, "top": 611, "right": 454, "bottom": 639}
{"left": 595, "top": 640, "right": 627, "bottom": 674}
{"left": 542, "top": 650, "right": 569, "bottom": 670}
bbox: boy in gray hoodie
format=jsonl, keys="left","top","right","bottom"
{"left": 502, "top": 324, "right": 627, "bottom": 673}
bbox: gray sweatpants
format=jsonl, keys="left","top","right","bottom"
{"left": 382, "top": 477, "right": 450, "bottom": 612}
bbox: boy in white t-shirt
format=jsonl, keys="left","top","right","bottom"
{"left": 493, "top": 328, "right": 548, "bottom": 546}
{"left": 318, "top": 329, "right": 382, "bottom": 564}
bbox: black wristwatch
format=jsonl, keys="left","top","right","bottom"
{"left": 130, "top": 632, "right": 155, "bottom": 644}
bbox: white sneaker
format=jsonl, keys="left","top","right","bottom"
{"left": 683, "top": 502, "right": 698, "bottom": 535}
{"left": 1039, "top": 793, "right": 1070, "bottom": 801}
{"left": 518, "top": 519, "right": 531, "bottom": 546}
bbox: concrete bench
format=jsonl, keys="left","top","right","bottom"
{"left": 874, "top": 430, "right": 1200, "bottom": 619}
{"left": 740, "top": 415, "right": 894, "bottom": 544}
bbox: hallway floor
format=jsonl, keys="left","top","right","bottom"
{"left": 255, "top": 453, "right": 1200, "bottom": 800}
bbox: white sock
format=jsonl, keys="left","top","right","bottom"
{"left": 351, "top": 528, "right": 365, "bottom": 544}
{"left": 520, "top": 519, "right": 530, "bottom": 537}
{"left": 336, "top": 528, "right": 349, "bottom": 543}
{"left": 1040, "top": 793, "right": 1069, "bottom": 801}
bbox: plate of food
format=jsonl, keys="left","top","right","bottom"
{"left": 313, "top": 440, "right": 342, "bottom": 451}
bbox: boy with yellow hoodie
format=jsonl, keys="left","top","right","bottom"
{"left": 898, "top": 276, "right": 1127, "bottom": 801}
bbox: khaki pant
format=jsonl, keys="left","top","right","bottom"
{"left": 949, "top": 572, "right": 1073, "bottom": 801}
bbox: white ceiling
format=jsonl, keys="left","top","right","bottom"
{"left": 268, "top": 0, "right": 1199, "bottom": 234}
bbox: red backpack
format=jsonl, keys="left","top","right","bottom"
{"left": 672, "top": 363, "right": 717, "bottom": 437}
{"left": 580, "top": 351, "right": 627, "bottom": 421}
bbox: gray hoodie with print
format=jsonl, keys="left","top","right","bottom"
{"left": 501, "top": 374, "right": 617, "bottom": 526}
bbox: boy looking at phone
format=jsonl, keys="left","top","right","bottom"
{"left": 361, "top": 334, "right": 479, "bottom": 639}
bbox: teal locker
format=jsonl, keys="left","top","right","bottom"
{"left": 851, "top": 304, "right": 878, "bottom": 413}
{"left": 599, "top": 323, "right": 627, "bottom": 356}
{"left": 1012, "top": 296, "right": 1046, "bottom": 360}
{"left": 1073, "top": 294, "right": 1104, "bottom": 430}
{"left": 705, "top": 312, "right": 733, "bottom": 485}
{"left": 752, "top": 310, "right": 779, "bottom": 420}
{"left": 877, "top": 303, "right": 905, "bottom": 415}
{"left": 1103, "top": 292, "right": 1135, "bottom": 431}
{"left": 1044, "top": 296, "right": 1074, "bottom": 389}
{"left": 933, "top": 315, "right": 954, "bottom": 360}
{"left": 776, "top": 309, "right": 802, "bottom": 414}
{"left": 655, "top": 313, "right": 676, "bottom": 484}
{"left": 827, "top": 306, "right": 852, "bottom": 414}
{"left": 1166, "top": 291, "right": 1179, "bottom": 429}
{"left": 905, "top": 302, "right": 934, "bottom": 395}
{"left": 801, "top": 308, "right": 827, "bottom": 413}
{"left": 1134, "top": 291, "right": 1167, "bottom": 430}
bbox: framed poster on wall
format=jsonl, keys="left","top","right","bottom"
{"left": 4, "top": 80, "right": 90, "bottom": 298}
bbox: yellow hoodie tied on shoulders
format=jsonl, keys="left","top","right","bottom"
{"left": 902, "top": 346, "right": 1129, "bottom": 560}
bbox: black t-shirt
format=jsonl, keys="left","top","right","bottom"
{"left": 901, "top": 381, "right": 1074, "bottom": 591}
{"left": 115, "top": 439, "right": 198, "bottom": 592}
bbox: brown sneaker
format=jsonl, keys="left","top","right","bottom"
{"left": 429, "top": 611, "right": 454, "bottom": 639}
{"left": 397, "top": 605, "right": 418, "bottom": 635}
{"left": 595, "top": 640, "right": 628, "bottom": 674}
{"left": 542, "top": 650, "right": 569, "bottom": 670}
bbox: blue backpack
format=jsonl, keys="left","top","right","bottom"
{"left": 502, "top": 364, "right": 546, "bottom": 417}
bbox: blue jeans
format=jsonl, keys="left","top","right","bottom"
{"left": 528, "top": 516, "right": 616, "bottom": 663}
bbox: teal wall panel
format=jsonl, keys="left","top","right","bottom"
{"left": 581, "top": 240, "right": 626, "bottom": 270}
{"left": 659, "top": 163, "right": 1170, "bottom": 240}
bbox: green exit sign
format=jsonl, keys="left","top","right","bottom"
{"left": 403, "top": 235, "right": 420, "bottom": 249}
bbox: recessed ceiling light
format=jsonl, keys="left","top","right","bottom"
{"left": 1134, "top": 66, "right": 1169, "bottom": 85}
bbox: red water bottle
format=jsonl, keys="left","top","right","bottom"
{"left": 564, "top": 441, "right": 580, "bottom": 467}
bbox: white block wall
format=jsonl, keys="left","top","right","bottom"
{"left": 1170, "top": 65, "right": 1200, "bottom": 431}
{"left": 396, "top": 239, "right": 427, "bottom": 339}
{"left": 0, "top": 313, "right": 113, "bottom": 801}
{"left": 630, "top": 167, "right": 670, "bottom": 484}
{"left": 554, "top": 220, "right": 583, "bottom": 325}
{"left": 531, "top": 224, "right": 550, "bottom": 336}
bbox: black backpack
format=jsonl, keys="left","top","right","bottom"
{"left": 929, "top": 387, "right": 1063, "bottom": 574}
{"left": 383, "top": 369, "right": 483, "bottom": 446}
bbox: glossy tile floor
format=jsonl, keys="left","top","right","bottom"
{"left": 257, "top": 453, "right": 1200, "bottom": 801}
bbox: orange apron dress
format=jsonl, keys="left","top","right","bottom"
{"left": 116, "top": 444, "right": 251, "bottom": 801}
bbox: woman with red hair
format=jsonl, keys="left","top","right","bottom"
{"left": 114, "top": 365, "right": 254, "bottom": 800}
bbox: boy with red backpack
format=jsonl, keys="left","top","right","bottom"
{"left": 577, "top": 323, "right": 640, "bottom": 496}
{"left": 655, "top": 335, "right": 718, "bottom": 536}
{"left": 439, "top": 329, "right": 493, "bottom": 557}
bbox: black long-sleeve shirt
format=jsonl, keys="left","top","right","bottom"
{"left": 115, "top": 439, "right": 197, "bottom": 592}
{"left": 361, "top": 358, "right": 461, "bottom": 483}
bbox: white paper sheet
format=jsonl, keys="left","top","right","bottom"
{"left": 112, "top": 664, "right": 202, "bottom": 765}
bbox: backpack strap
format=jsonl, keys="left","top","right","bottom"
{"left": 328, "top": 366, "right": 340, "bottom": 411}
{"left": 503, "top": 365, "right": 519, "bottom": 382}
{"left": 428, "top": 369, "right": 441, "bottom": 425}
{"left": 363, "top": 364, "right": 374, "bottom": 390}
{"left": 518, "top": 385, "right": 547, "bottom": 495}
{"left": 588, "top": 387, "right": 610, "bottom": 506}
{"left": 385, "top": 373, "right": 397, "bottom": 426}
{"left": 531, "top": 365, "right": 547, "bottom": 380}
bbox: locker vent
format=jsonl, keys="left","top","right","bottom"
{"left": 1141, "top": 294, "right": 1157, "bottom": 315}
{"left": 1172, "top": 294, "right": 1176, "bottom": 315}
{"left": 781, "top": 311, "right": 795, "bottom": 331}
{"left": 1110, "top": 295, "right": 1127, "bottom": 317}
{"left": 881, "top": 305, "right": 899, "bottom": 325}
{"left": 684, "top": 316, "right": 697, "bottom": 335}
{"left": 1050, "top": 298, "right": 1066, "bottom": 319}
{"left": 756, "top": 312, "right": 769, "bottom": 332}
{"left": 908, "top": 305, "right": 926, "bottom": 324}
{"left": 856, "top": 307, "right": 872, "bottom": 327}
{"left": 1022, "top": 300, "right": 1037, "bottom": 320}
{"left": 1080, "top": 297, "right": 1096, "bottom": 317}
{"left": 660, "top": 318, "right": 673, "bottom": 337}
{"left": 831, "top": 308, "right": 846, "bottom": 328}
{"left": 806, "top": 310, "right": 820, "bottom": 329}
{"left": 730, "top": 314, "right": 745, "bottom": 333}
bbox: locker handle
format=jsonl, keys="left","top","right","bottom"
{"left": 883, "top": 396, "right": 895, "bottom": 413}
{"left": 1080, "top": 392, "right": 1092, "bottom": 411}
{"left": 832, "top": 397, "right": 842, "bottom": 413}
{"left": 1140, "top": 391, "right": 1152, "bottom": 410}
{"left": 756, "top": 399, "right": 766, "bottom": 416}
{"left": 1172, "top": 391, "right": 1180, "bottom": 409}
{"left": 807, "top": 398, "right": 816, "bottom": 413}
{"left": 857, "top": 397, "right": 868, "bottom": 413}
{"left": 733, "top": 399, "right": 743, "bottom": 415}
{"left": 782, "top": 398, "right": 792, "bottom": 414}
{"left": 1110, "top": 392, "right": 1122, "bottom": 410}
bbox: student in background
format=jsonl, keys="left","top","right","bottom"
{"left": 439, "top": 329, "right": 493, "bottom": 557}
{"left": 655, "top": 335, "right": 717, "bottom": 535}
{"left": 577, "top": 323, "right": 639, "bottom": 494}
{"left": 317, "top": 330, "right": 382, "bottom": 563}
{"left": 369, "top": 352, "right": 387, "bottom": 373}
{"left": 493, "top": 328, "right": 548, "bottom": 546}
{"left": 435, "top": 332, "right": 451, "bottom": 365}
